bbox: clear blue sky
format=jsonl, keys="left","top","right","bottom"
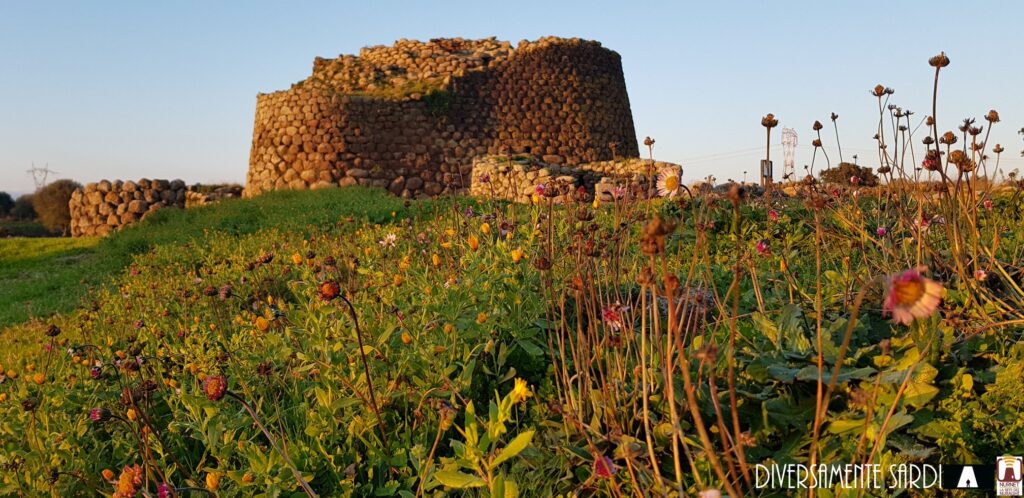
{"left": 2, "top": 1, "right": 1023, "bottom": 195}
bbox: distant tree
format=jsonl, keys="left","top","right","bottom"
{"left": 32, "top": 179, "right": 81, "bottom": 234}
{"left": 820, "top": 162, "right": 879, "bottom": 187}
{"left": 0, "top": 192, "right": 14, "bottom": 217}
{"left": 12, "top": 194, "right": 37, "bottom": 220}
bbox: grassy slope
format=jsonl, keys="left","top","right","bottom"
{"left": 0, "top": 187, "right": 409, "bottom": 327}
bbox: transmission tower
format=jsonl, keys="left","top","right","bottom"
{"left": 781, "top": 128, "right": 798, "bottom": 179}
{"left": 26, "top": 163, "right": 58, "bottom": 190}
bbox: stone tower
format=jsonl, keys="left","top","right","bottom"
{"left": 245, "top": 36, "right": 638, "bottom": 197}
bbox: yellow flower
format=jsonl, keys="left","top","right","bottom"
{"left": 126, "top": 408, "right": 138, "bottom": 421}
{"left": 26, "top": 364, "right": 35, "bottom": 372}
{"left": 476, "top": 312, "right": 487, "bottom": 324}
{"left": 433, "top": 345, "right": 446, "bottom": 354}
{"left": 480, "top": 223, "right": 491, "bottom": 235}
{"left": 441, "top": 242, "right": 453, "bottom": 250}
{"left": 511, "top": 248, "right": 525, "bottom": 263}
{"left": 0, "top": 393, "right": 7, "bottom": 403}
{"left": 401, "top": 331, "right": 413, "bottom": 345}
{"left": 443, "top": 323, "right": 455, "bottom": 334}
{"left": 592, "top": 197, "right": 600, "bottom": 209}
{"left": 445, "top": 228, "right": 456, "bottom": 238}
{"left": 468, "top": 235, "right": 480, "bottom": 252}
{"left": 206, "top": 472, "right": 221, "bottom": 491}
{"left": 242, "top": 472, "right": 255, "bottom": 484}
{"left": 33, "top": 373, "right": 45, "bottom": 385}
{"left": 6, "top": 369, "right": 17, "bottom": 379}
{"left": 393, "top": 274, "right": 404, "bottom": 286}
{"left": 432, "top": 254, "right": 441, "bottom": 267}
{"left": 101, "top": 469, "right": 114, "bottom": 481}
{"left": 531, "top": 193, "right": 541, "bottom": 205}
{"left": 255, "top": 316, "right": 270, "bottom": 332}
{"left": 399, "top": 255, "right": 412, "bottom": 271}
{"left": 510, "top": 378, "right": 533, "bottom": 404}
{"left": 291, "top": 252, "right": 303, "bottom": 265}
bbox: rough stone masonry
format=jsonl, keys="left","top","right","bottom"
{"left": 245, "top": 36, "right": 639, "bottom": 197}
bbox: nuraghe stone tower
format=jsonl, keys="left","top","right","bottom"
{"left": 245, "top": 36, "right": 638, "bottom": 197}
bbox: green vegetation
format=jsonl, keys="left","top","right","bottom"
{"left": 0, "top": 219, "right": 53, "bottom": 237}
{"left": 0, "top": 187, "right": 409, "bottom": 327}
{"left": 0, "top": 236, "right": 100, "bottom": 325}
{"left": 1, "top": 53, "right": 1024, "bottom": 497}
{"left": 32, "top": 179, "right": 81, "bottom": 234}
{"left": 0, "top": 192, "right": 14, "bottom": 216}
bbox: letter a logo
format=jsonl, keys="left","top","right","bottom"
{"left": 958, "top": 466, "right": 978, "bottom": 488}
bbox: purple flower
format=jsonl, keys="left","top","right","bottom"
{"left": 534, "top": 184, "right": 546, "bottom": 196}
{"left": 157, "top": 483, "right": 173, "bottom": 498}
{"left": 89, "top": 407, "right": 111, "bottom": 423}
{"left": 90, "top": 366, "right": 103, "bottom": 379}
{"left": 755, "top": 240, "right": 770, "bottom": 256}
{"left": 877, "top": 227, "right": 888, "bottom": 237}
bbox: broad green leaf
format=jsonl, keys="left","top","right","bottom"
{"left": 434, "top": 470, "right": 486, "bottom": 488}
{"left": 490, "top": 430, "right": 534, "bottom": 468}
{"left": 827, "top": 419, "right": 865, "bottom": 434}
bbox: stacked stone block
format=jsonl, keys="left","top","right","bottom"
{"left": 69, "top": 179, "right": 186, "bottom": 237}
{"left": 470, "top": 156, "right": 682, "bottom": 203}
{"left": 246, "top": 36, "right": 638, "bottom": 197}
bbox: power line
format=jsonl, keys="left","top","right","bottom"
{"left": 26, "top": 163, "right": 58, "bottom": 190}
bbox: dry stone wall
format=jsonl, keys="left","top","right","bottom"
{"left": 70, "top": 179, "right": 186, "bottom": 237}
{"left": 69, "top": 181, "right": 244, "bottom": 237}
{"left": 470, "top": 156, "right": 681, "bottom": 203}
{"left": 246, "top": 36, "right": 638, "bottom": 197}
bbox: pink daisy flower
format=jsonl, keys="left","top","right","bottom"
{"left": 600, "top": 303, "right": 629, "bottom": 331}
{"left": 593, "top": 454, "right": 616, "bottom": 479}
{"left": 883, "top": 268, "right": 944, "bottom": 325}
{"left": 755, "top": 239, "right": 770, "bottom": 256}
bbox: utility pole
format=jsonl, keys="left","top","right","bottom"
{"left": 26, "top": 163, "right": 58, "bottom": 191}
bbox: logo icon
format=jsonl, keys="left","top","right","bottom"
{"left": 997, "top": 456, "right": 1023, "bottom": 496}
{"left": 957, "top": 466, "right": 979, "bottom": 488}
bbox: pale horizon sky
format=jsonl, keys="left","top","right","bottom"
{"left": 2, "top": 1, "right": 1023, "bottom": 196}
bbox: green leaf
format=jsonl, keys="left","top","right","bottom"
{"left": 827, "top": 418, "right": 865, "bottom": 434}
{"left": 490, "top": 430, "right": 534, "bottom": 468}
{"left": 434, "top": 470, "right": 486, "bottom": 489}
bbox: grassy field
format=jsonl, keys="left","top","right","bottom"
{"left": 0, "top": 219, "right": 54, "bottom": 237}
{"left": 0, "top": 186, "right": 411, "bottom": 327}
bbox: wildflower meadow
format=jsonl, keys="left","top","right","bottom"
{"left": 2, "top": 52, "right": 1024, "bottom": 498}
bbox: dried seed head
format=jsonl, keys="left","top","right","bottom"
{"left": 872, "top": 84, "right": 886, "bottom": 97}
{"left": 813, "top": 120, "right": 823, "bottom": 131}
{"left": 830, "top": 112, "right": 839, "bottom": 121}
{"left": 812, "top": 139, "right": 823, "bottom": 148}
{"left": 940, "top": 131, "right": 957, "bottom": 145}
{"left": 761, "top": 114, "right": 778, "bottom": 128}
{"left": 985, "top": 110, "right": 1000, "bottom": 123}
{"left": 994, "top": 144, "right": 1005, "bottom": 154}
{"left": 928, "top": 51, "right": 950, "bottom": 68}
